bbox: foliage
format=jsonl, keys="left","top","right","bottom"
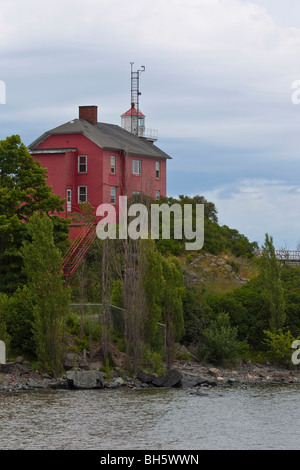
{"left": 0, "top": 294, "right": 11, "bottom": 353}
{"left": 0, "top": 286, "right": 36, "bottom": 357}
{"left": 111, "top": 279, "right": 124, "bottom": 309}
{"left": 259, "top": 233, "right": 286, "bottom": 330}
{"left": 153, "top": 195, "right": 258, "bottom": 258}
{"left": 181, "top": 284, "right": 206, "bottom": 345}
{"left": 21, "top": 213, "right": 71, "bottom": 375}
{"left": 200, "top": 311, "right": 244, "bottom": 365}
{"left": 141, "top": 241, "right": 165, "bottom": 345}
{"left": 161, "top": 255, "right": 185, "bottom": 366}
{"left": 263, "top": 329, "right": 297, "bottom": 366}
{"left": 0, "top": 135, "right": 69, "bottom": 294}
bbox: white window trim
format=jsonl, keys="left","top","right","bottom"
{"left": 67, "top": 189, "right": 72, "bottom": 212}
{"left": 110, "top": 186, "right": 116, "bottom": 204}
{"left": 110, "top": 155, "right": 116, "bottom": 174}
{"left": 78, "top": 185, "right": 87, "bottom": 203}
{"left": 155, "top": 190, "right": 160, "bottom": 201}
{"left": 156, "top": 161, "right": 160, "bottom": 179}
{"left": 78, "top": 155, "right": 87, "bottom": 173}
{"left": 132, "top": 159, "right": 142, "bottom": 175}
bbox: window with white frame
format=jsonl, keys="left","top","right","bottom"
{"left": 132, "top": 159, "right": 142, "bottom": 175}
{"left": 132, "top": 190, "right": 142, "bottom": 195}
{"left": 67, "top": 189, "right": 72, "bottom": 212}
{"left": 78, "top": 186, "right": 87, "bottom": 203}
{"left": 78, "top": 155, "right": 87, "bottom": 173}
{"left": 156, "top": 161, "right": 160, "bottom": 178}
{"left": 110, "top": 186, "right": 116, "bottom": 204}
{"left": 110, "top": 155, "right": 116, "bottom": 174}
{"left": 155, "top": 190, "right": 160, "bottom": 201}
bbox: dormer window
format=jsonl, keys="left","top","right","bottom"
{"left": 78, "top": 155, "right": 87, "bottom": 173}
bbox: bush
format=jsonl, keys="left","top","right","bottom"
{"left": 263, "top": 329, "right": 297, "bottom": 366}
{"left": 1, "top": 287, "right": 36, "bottom": 358}
{"left": 200, "top": 311, "right": 244, "bottom": 365}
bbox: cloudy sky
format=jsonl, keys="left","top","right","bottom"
{"left": 1, "top": 0, "right": 300, "bottom": 249}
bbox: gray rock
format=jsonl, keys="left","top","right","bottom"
{"left": 189, "top": 391, "right": 209, "bottom": 397}
{"left": 152, "top": 369, "right": 182, "bottom": 387}
{"left": 64, "top": 353, "right": 78, "bottom": 370}
{"left": 106, "top": 377, "right": 125, "bottom": 389}
{"left": 66, "top": 370, "right": 105, "bottom": 389}
{"left": 196, "top": 378, "right": 217, "bottom": 387}
{"left": 0, "top": 362, "right": 15, "bottom": 374}
{"left": 137, "top": 370, "right": 158, "bottom": 384}
{"left": 180, "top": 375, "right": 199, "bottom": 388}
{"left": 227, "top": 378, "right": 237, "bottom": 385}
{"left": 208, "top": 368, "right": 220, "bottom": 378}
{"left": 27, "top": 377, "right": 50, "bottom": 389}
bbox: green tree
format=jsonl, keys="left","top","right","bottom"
{"left": 259, "top": 233, "right": 286, "bottom": 331}
{"left": 0, "top": 286, "right": 35, "bottom": 357}
{"left": 202, "top": 311, "right": 243, "bottom": 365}
{"left": 263, "top": 329, "right": 296, "bottom": 366}
{"left": 161, "top": 255, "right": 185, "bottom": 368}
{"left": 0, "top": 135, "right": 69, "bottom": 293}
{"left": 21, "top": 213, "right": 71, "bottom": 375}
{"left": 142, "top": 240, "right": 164, "bottom": 346}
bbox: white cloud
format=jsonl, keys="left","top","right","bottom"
{"left": 1, "top": 0, "right": 300, "bottom": 251}
{"left": 201, "top": 179, "right": 300, "bottom": 249}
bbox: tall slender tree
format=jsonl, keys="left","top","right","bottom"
{"left": 259, "top": 233, "right": 286, "bottom": 331}
{"left": 21, "top": 213, "right": 70, "bottom": 375}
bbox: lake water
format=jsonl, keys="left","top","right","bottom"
{"left": 0, "top": 385, "right": 299, "bottom": 450}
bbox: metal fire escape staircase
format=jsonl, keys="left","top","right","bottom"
{"left": 61, "top": 204, "right": 97, "bottom": 280}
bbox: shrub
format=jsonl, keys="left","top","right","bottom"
{"left": 201, "top": 311, "right": 244, "bottom": 365}
{"left": 263, "top": 329, "right": 297, "bottom": 366}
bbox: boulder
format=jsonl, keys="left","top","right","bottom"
{"left": 137, "top": 370, "right": 158, "bottom": 384}
{"left": 0, "top": 362, "right": 16, "bottom": 374}
{"left": 180, "top": 374, "right": 199, "bottom": 388}
{"left": 66, "top": 370, "right": 105, "bottom": 389}
{"left": 152, "top": 369, "right": 182, "bottom": 388}
{"left": 196, "top": 378, "right": 217, "bottom": 387}
{"left": 208, "top": 368, "right": 220, "bottom": 378}
{"left": 106, "top": 377, "right": 125, "bottom": 389}
{"left": 64, "top": 353, "right": 78, "bottom": 370}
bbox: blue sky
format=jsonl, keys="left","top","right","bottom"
{"left": 1, "top": 0, "right": 300, "bottom": 249}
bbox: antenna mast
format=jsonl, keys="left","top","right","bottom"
{"left": 130, "top": 62, "right": 145, "bottom": 135}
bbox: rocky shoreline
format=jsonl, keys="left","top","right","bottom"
{"left": 1, "top": 355, "right": 300, "bottom": 393}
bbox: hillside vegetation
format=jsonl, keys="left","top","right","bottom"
{"left": 1, "top": 136, "right": 299, "bottom": 375}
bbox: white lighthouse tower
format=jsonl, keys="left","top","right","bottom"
{"left": 121, "top": 63, "right": 158, "bottom": 142}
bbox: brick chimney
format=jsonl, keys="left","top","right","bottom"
{"left": 79, "top": 105, "right": 98, "bottom": 125}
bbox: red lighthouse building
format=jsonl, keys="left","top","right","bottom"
{"left": 28, "top": 104, "right": 171, "bottom": 239}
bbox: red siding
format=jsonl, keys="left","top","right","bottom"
{"left": 33, "top": 132, "right": 167, "bottom": 238}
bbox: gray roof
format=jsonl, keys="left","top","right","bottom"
{"left": 28, "top": 119, "right": 172, "bottom": 160}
